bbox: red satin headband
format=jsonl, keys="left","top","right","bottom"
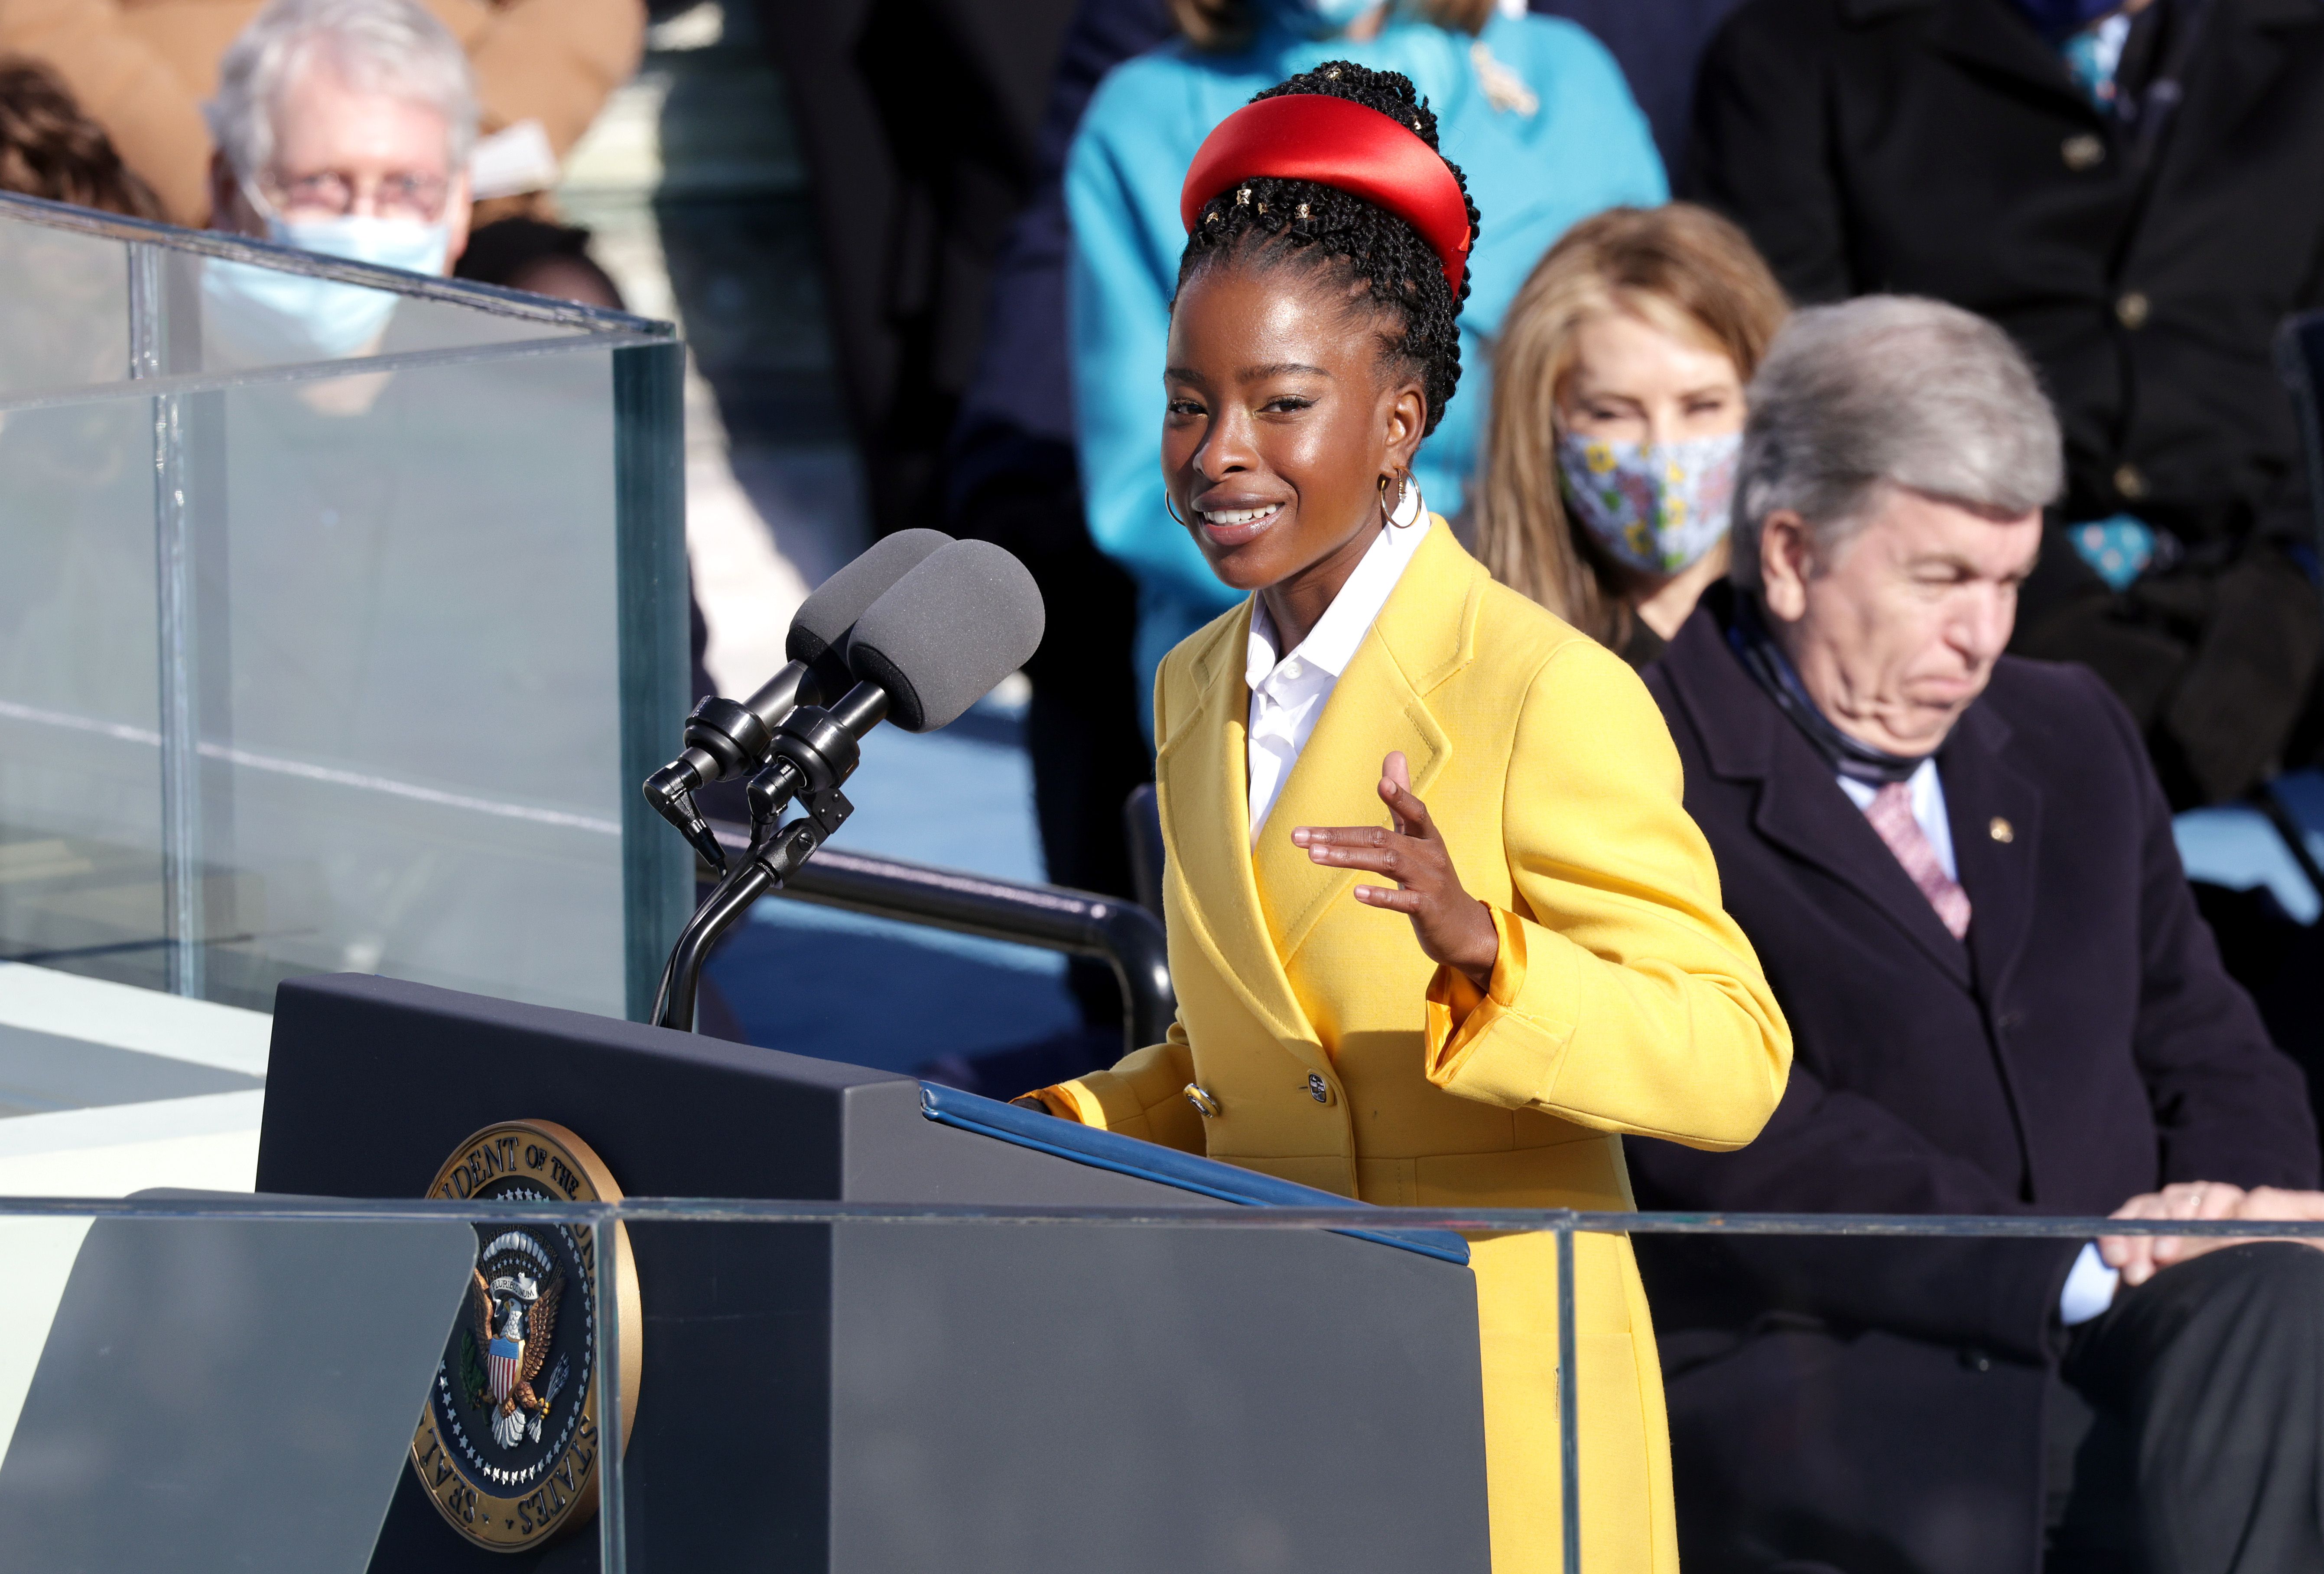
{"left": 1178, "top": 93, "right": 1472, "bottom": 298}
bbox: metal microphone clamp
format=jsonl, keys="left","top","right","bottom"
{"left": 649, "top": 683, "right": 890, "bottom": 1033}
{"left": 643, "top": 666, "right": 824, "bottom": 874}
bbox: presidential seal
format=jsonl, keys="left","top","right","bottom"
{"left": 409, "top": 1120, "right": 641, "bottom": 1551}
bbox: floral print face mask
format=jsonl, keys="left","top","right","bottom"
{"left": 1555, "top": 430, "right": 1742, "bottom": 575}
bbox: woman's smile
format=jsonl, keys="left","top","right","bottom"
{"left": 1195, "top": 500, "right": 1284, "bottom": 546}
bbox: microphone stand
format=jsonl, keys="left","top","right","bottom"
{"left": 649, "top": 685, "right": 888, "bottom": 1032}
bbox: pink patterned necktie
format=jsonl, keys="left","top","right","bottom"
{"left": 1861, "top": 780, "right": 1972, "bottom": 939}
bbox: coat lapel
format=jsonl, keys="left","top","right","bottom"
{"left": 1917, "top": 0, "right": 2102, "bottom": 122}
{"left": 2179, "top": 0, "right": 2317, "bottom": 149}
{"left": 1154, "top": 602, "right": 1318, "bottom": 1055}
{"left": 1939, "top": 701, "right": 2044, "bottom": 1008}
{"left": 1251, "top": 522, "right": 1475, "bottom": 970}
{"left": 1663, "top": 609, "right": 1973, "bottom": 988}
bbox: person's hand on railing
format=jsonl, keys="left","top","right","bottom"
{"left": 2100, "top": 1180, "right": 2250, "bottom": 1285}
{"left": 2128, "top": 1185, "right": 2324, "bottom": 1279}
{"left": 2096, "top": 1180, "right": 2324, "bottom": 1283}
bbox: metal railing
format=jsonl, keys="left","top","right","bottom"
{"left": 709, "top": 820, "right": 1176, "bottom": 1051}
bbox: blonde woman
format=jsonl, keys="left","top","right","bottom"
{"left": 1473, "top": 204, "right": 1787, "bottom": 665}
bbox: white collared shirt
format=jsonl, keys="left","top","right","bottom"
{"left": 1245, "top": 511, "right": 1430, "bottom": 844}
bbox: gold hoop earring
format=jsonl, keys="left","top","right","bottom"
{"left": 1380, "top": 466, "right": 1417, "bottom": 529}
{"left": 1164, "top": 492, "right": 1192, "bottom": 529}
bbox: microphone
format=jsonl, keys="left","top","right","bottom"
{"left": 643, "top": 528, "right": 951, "bottom": 870}
{"left": 650, "top": 540, "right": 1045, "bottom": 1030}
{"left": 741, "top": 538, "right": 1048, "bottom": 850}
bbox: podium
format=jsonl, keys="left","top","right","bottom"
{"left": 252, "top": 974, "right": 1492, "bottom": 1572}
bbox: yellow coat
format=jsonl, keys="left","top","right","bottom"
{"left": 1031, "top": 520, "right": 1790, "bottom": 1573}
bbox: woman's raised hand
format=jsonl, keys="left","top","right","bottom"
{"left": 1292, "top": 752, "right": 1499, "bottom": 992}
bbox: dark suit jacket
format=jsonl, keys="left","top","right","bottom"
{"left": 1685, "top": 0, "right": 2324, "bottom": 549}
{"left": 1630, "top": 602, "right": 2321, "bottom": 1574}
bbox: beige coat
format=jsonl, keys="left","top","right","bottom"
{"left": 0, "top": 0, "right": 644, "bottom": 223}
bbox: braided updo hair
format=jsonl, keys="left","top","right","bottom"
{"left": 1177, "top": 62, "right": 1479, "bottom": 438}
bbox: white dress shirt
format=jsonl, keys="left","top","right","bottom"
{"left": 1245, "top": 502, "right": 1430, "bottom": 844}
{"left": 1837, "top": 756, "right": 2120, "bottom": 1326}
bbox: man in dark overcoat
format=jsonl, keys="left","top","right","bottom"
{"left": 1630, "top": 296, "right": 2324, "bottom": 1574}
{"left": 1684, "top": 0, "right": 2324, "bottom": 810}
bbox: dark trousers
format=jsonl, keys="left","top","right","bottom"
{"left": 2049, "top": 1243, "right": 2324, "bottom": 1573}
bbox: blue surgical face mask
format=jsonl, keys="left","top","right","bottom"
{"left": 1257, "top": 0, "right": 1386, "bottom": 40}
{"left": 201, "top": 208, "right": 449, "bottom": 363}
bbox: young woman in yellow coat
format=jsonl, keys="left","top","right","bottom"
{"left": 1017, "top": 63, "right": 1791, "bottom": 1574}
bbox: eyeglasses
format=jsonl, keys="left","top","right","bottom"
{"left": 261, "top": 169, "right": 453, "bottom": 224}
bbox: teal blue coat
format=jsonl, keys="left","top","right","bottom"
{"left": 1065, "top": 6, "right": 1666, "bottom": 717}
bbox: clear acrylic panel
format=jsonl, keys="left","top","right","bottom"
{"left": 0, "top": 1195, "right": 620, "bottom": 1574}
{"left": 0, "top": 194, "right": 689, "bottom": 1019}
{"left": 0, "top": 398, "right": 166, "bottom": 986}
{"left": 0, "top": 222, "right": 131, "bottom": 396}
{"left": 9, "top": 1194, "right": 2306, "bottom": 1574}
{"left": 176, "top": 244, "right": 595, "bottom": 376}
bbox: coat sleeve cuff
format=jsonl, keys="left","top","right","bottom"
{"left": 1423, "top": 905, "right": 1580, "bottom": 1109}
{"left": 1025, "top": 1070, "right": 1144, "bottom": 1129}
{"left": 1023, "top": 1039, "right": 1203, "bottom": 1152}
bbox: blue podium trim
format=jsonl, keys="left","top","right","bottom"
{"left": 918, "top": 1083, "right": 1470, "bottom": 1266}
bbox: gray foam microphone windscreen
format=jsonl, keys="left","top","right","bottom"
{"left": 844, "top": 540, "right": 1046, "bottom": 733}
{"left": 786, "top": 528, "right": 952, "bottom": 665}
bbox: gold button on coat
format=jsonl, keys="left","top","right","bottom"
{"left": 2061, "top": 133, "right": 2106, "bottom": 171}
{"left": 1183, "top": 1083, "right": 1220, "bottom": 1118}
{"left": 2115, "top": 463, "right": 2148, "bottom": 500}
{"left": 1989, "top": 817, "right": 2015, "bottom": 844}
{"left": 2116, "top": 292, "right": 2150, "bottom": 329}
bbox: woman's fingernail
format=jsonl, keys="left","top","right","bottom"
{"left": 1291, "top": 828, "right": 1309, "bottom": 845}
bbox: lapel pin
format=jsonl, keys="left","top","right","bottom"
{"left": 1989, "top": 817, "right": 2014, "bottom": 844}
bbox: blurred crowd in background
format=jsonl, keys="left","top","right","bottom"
{"left": 0, "top": 0, "right": 2314, "bottom": 1058}
{"left": 3, "top": 1, "right": 2323, "bottom": 1566}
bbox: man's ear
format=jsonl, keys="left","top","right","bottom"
{"left": 1758, "top": 509, "right": 1816, "bottom": 623}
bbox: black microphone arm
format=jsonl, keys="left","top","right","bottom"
{"left": 650, "top": 682, "right": 887, "bottom": 1031}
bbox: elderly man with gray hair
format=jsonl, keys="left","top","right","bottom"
{"left": 200, "top": 0, "right": 476, "bottom": 362}
{"left": 1626, "top": 296, "right": 2324, "bottom": 1574}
